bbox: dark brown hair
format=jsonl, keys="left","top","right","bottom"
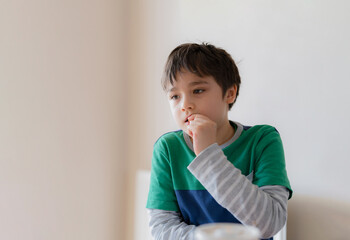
{"left": 162, "top": 42, "right": 241, "bottom": 110}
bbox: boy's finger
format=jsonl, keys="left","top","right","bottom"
{"left": 187, "top": 114, "right": 197, "bottom": 121}
{"left": 188, "top": 114, "right": 208, "bottom": 123}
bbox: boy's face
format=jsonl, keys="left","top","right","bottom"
{"left": 166, "top": 70, "right": 236, "bottom": 136}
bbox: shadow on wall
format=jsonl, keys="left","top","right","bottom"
{"left": 287, "top": 194, "right": 350, "bottom": 240}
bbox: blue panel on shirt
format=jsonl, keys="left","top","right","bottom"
{"left": 175, "top": 189, "right": 241, "bottom": 225}
{"left": 175, "top": 190, "right": 273, "bottom": 240}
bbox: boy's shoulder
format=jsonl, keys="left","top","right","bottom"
{"left": 153, "top": 130, "right": 191, "bottom": 156}
{"left": 154, "top": 130, "right": 185, "bottom": 146}
{"left": 238, "top": 123, "right": 282, "bottom": 147}
{"left": 242, "top": 124, "right": 279, "bottom": 134}
{"left": 237, "top": 123, "right": 281, "bottom": 144}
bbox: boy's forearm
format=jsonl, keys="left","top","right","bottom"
{"left": 147, "top": 209, "right": 195, "bottom": 240}
{"left": 187, "top": 144, "right": 289, "bottom": 239}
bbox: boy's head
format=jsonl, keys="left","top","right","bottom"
{"left": 162, "top": 42, "right": 241, "bottom": 110}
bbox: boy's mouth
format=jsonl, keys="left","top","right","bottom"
{"left": 184, "top": 114, "right": 192, "bottom": 124}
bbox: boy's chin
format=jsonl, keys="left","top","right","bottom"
{"left": 183, "top": 129, "right": 193, "bottom": 139}
{"left": 182, "top": 128, "right": 189, "bottom": 135}
{"left": 182, "top": 128, "right": 190, "bottom": 136}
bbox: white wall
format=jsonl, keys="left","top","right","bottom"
{"left": 175, "top": 0, "right": 350, "bottom": 201}
{"left": 0, "top": 1, "right": 127, "bottom": 239}
{"left": 131, "top": 0, "right": 350, "bottom": 200}
{"left": 126, "top": 0, "right": 350, "bottom": 239}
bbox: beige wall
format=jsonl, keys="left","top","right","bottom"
{"left": 287, "top": 195, "right": 350, "bottom": 239}
{"left": 124, "top": 1, "right": 179, "bottom": 239}
{"left": 0, "top": 1, "right": 126, "bottom": 239}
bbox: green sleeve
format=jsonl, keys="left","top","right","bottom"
{"left": 146, "top": 138, "right": 180, "bottom": 211}
{"left": 253, "top": 126, "right": 293, "bottom": 199}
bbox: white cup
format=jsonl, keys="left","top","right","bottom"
{"left": 194, "top": 223, "right": 260, "bottom": 240}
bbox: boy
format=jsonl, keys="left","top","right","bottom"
{"left": 146, "top": 43, "right": 292, "bottom": 240}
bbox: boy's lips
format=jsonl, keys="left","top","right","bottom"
{"left": 184, "top": 114, "right": 193, "bottom": 124}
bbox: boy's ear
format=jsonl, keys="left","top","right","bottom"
{"left": 225, "top": 85, "right": 237, "bottom": 104}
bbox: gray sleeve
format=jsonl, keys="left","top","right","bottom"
{"left": 187, "top": 143, "right": 289, "bottom": 239}
{"left": 147, "top": 209, "right": 196, "bottom": 240}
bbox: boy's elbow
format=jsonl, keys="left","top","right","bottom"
{"left": 259, "top": 214, "right": 287, "bottom": 239}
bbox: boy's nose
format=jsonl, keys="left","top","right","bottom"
{"left": 181, "top": 97, "right": 194, "bottom": 111}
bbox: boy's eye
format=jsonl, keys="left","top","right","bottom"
{"left": 193, "top": 89, "right": 204, "bottom": 94}
{"left": 170, "top": 95, "right": 179, "bottom": 100}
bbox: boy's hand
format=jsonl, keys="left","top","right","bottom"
{"left": 186, "top": 114, "right": 217, "bottom": 155}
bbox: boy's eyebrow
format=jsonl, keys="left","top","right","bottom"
{"left": 168, "top": 80, "right": 209, "bottom": 92}
{"left": 188, "top": 80, "right": 209, "bottom": 86}
{"left": 168, "top": 87, "right": 177, "bottom": 93}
